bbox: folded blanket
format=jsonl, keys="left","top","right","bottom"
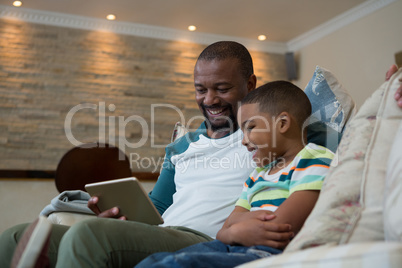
{"left": 40, "top": 190, "right": 95, "bottom": 216}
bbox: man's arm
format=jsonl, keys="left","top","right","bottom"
{"left": 148, "top": 160, "right": 176, "bottom": 215}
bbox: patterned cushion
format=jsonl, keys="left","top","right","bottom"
{"left": 285, "top": 68, "right": 402, "bottom": 251}
{"left": 305, "top": 66, "right": 356, "bottom": 152}
{"left": 305, "top": 66, "right": 356, "bottom": 133}
{"left": 171, "top": 122, "right": 189, "bottom": 142}
{"left": 346, "top": 69, "right": 402, "bottom": 243}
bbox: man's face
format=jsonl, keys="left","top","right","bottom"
{"left": 194, "top": 58, "right": 253, "bottom": 133}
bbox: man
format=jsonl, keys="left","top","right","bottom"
{"left": 0, "top": 41, "right": 293, "bottom": 267}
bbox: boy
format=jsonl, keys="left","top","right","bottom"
{"left": 138, "top": 81, "right": 334, "bottom": 267}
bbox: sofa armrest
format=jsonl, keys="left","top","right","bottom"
{"left": 47, "top": 212, "right": 96, "bottom": 226}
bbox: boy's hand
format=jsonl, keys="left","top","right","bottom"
{"left": 236, "top": 210, "right": 276, "bottom": 222}
{"left": 87, "top": 196, "right": 127, "bottom": 220}
{"left": 222, "top": 206, "right": 276, "bottom": 228}
{"left": 219, "top": 218, "right": 293, "bottom": 249}
{"left": 216, "top": 206, "right": 293, "bottom": 248}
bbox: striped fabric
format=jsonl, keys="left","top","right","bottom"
{"left": 236, "top": 143, "right": 334, "bottom": 212}
{"left": 237, "top": 242, "right": 402, "bottom": 268}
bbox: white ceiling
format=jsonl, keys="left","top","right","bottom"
{"left": 0, "top": 0, "right": 394, "bottom": 52}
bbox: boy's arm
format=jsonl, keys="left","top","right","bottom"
{"left": 217, "top": 189, "right": 319, "bottom": 248}
{"left": 217, "top": 206, "right": 293, "bottom": 248}
{"left": 269, "top": 189, "right": 320, "bottom": 234}
{"left": 222, "top": 206, "right": 275, "bottom": 227}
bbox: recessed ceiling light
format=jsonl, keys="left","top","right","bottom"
{"left": 106, "top": 14, "right": 116, "bottom": 21}
{"left": 188, "top": 25, "right": 197, "bottom": 32}
{"left": 258, "top": 35, "right": 267, "bottom": 41}
{"left": 13, "top": 1, "right": 22, "bottom": 7}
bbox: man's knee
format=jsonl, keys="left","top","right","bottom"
{"left": 0, "top": 223, "right": 30, "bottom": 267}
{"left": 60, "top": 218, "right": 102, "bottom": 244}
{"left": 0, "top": 223, "right": 30, "bottom": 249}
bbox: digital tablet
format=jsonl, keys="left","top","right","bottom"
{"left": 85, "top": 177, "right": 163, "bottom": 225}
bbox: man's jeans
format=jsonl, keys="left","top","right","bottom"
{"left": 136, "top": 239, "right": 283, "bottom": 268}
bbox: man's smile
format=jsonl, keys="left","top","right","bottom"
{"left": 202, "top": 104, "right": 231, "bottom": 119}
{"left": 207, "top": 108, "right": 224, "bottom": 115}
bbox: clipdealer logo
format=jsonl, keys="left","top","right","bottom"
{"left": 64, "top": 101, "right": 339, "bottom": 168}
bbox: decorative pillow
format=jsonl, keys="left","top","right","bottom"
{"left": 305, "top": 66, "right": 356, "bottom": 152}
{"left": 306, "top": 121, "right": 342, "bottom": 153}
{"left": 305, "top": 66, "right": 357, "bottom": 133}
{"left": 345, "top": 69, "right": 402, "bottom": 243}
{"left": 286, "top": 68, "right": 402, "bottom": 251}
{"left": 384, "top": 121, "right": 402, "bottom": 241}
{"left": 171, "top": 122, "right": 189, "bottom": 142}
{"left": 159, "top": 122, "right": 190, "bottom": 174}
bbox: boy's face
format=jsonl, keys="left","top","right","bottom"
{"left": 238, "top": 103, "right": 279, "bottom": 167}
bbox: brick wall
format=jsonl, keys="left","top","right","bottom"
{"left": 0, "top": 18, "right": 287, "bottom": 173}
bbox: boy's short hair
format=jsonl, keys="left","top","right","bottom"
{"left": 197, "top": 41, "right": 254, "bottom": 81}
{"left": 241, "top": 81, "right": 312, "bottom": 129}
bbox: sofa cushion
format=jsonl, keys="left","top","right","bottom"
{"left": 305, "top": 66, "right": 356, "bottom": 133}
{"left": 384, "top": 121, "right": 402, "bottom": 241}
{"left": 171, "top": 122, "right": 189, "bottom": 142}
{"left": 238, "top": 242, "right": 402, "bottom": 268}
{"left": 285, "top": 68, "right": 402, "bottom": 251}
{"left": 346, "top": 68, "right": 402, "bottom": 243}
{"left": 305, "top": 66, "right": 356, "bottom": 152}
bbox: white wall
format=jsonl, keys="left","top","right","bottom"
{"left": 294, "top": 0, "right": 402, "bottom": 108}
{"left": 0, "top": 179, "right": 59, "bottom": 233}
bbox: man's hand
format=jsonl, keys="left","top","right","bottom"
{"left": 87, "top": 196, "right": 127, "bottom": 220}
{"left": 395, "top": 79, "right": 402, "bottom": 108}
{"left": 385, "top": 64, "right": 402, "bottom": 108}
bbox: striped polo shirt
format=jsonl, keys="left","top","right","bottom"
{"left": 236, "top": 143, "right": 334, "bottom": 212}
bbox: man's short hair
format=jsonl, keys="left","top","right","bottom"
{"left": 241, "top": 81, "right": 312, "bottom": 129}
{"left": 197, "top": 41, "right": 254, "bottom": 80}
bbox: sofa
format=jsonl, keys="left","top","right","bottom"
{"left": 45, "top": 66, "right": 402, "bottom": 267}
